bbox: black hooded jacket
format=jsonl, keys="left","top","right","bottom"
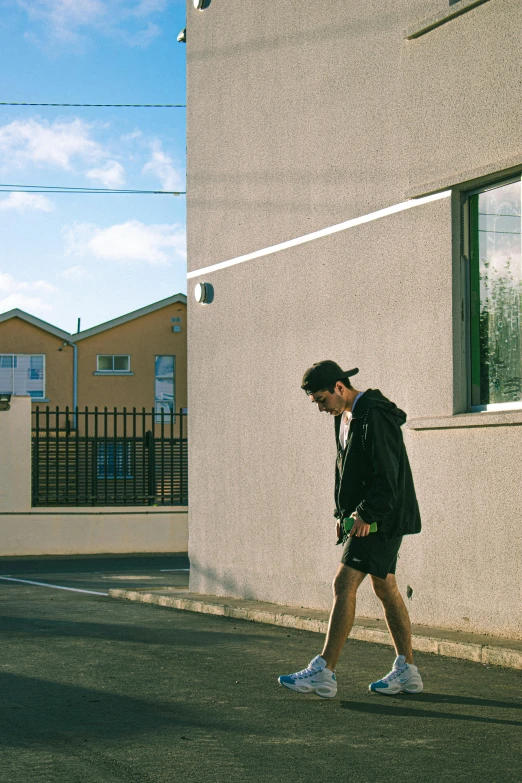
{"left": 334, "top": 389, "right": 421, "bottom": 537}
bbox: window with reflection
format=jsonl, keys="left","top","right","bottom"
{"left": 155, "top": 355, "right": 175, "bottom": 422}
{"left": 468, "top": 178, "right": 522, "bottom": 409}
{"left": 0, "top": 354, "right": 45, "bottom": 398}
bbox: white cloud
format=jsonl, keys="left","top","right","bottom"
{"left": 0, "top": 192, "right": 54, "bottom": 212}
{"left": 142, "top": 140, "right": 183, "bottom": 191}
{"left": 120, "top": 21, "right": 160, "bottom": 47}
{"left": 0, "top": 273, "right": 57, "bottom": 296}
{"left": 15, "top": 0, "right": 168, "bottom": 47}
{"left": 86, "top": 160, "right": 126, "bottom": 188}
{"left": 63, "top": 220, "right": 186, "bottom": 265}
{"left": 58, "top": 265, "right": 92, "bottom": 281}
{"left": 0, "top": 272, "right": 58, "bottom": 316}
{"left": 131, "top": 0, "right": 167, "bottom": 17}
{"left": 0, "top": 118, "right": 103, "bottom": 171}
{"left": 121, "top": 130, "right": 142, "bottom": 143}
{"left": 18, "top": 0, "right": 107, "bottom": 43}
{"left": 0, "top": 293, "right": 55, "bottom": 315}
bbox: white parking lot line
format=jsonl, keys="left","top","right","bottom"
{"left": 0, "top": 576, "right": 108, "bottom": 596}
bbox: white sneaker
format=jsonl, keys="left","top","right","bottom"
{"left": 369, "top": 655, "right": 423, "bottom": 695}
{"left": 278, "top": 655, "right": 337, "bottom": 698}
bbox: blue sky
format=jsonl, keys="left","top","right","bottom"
{"left": 0, "top": 0, "right": 186, "bottom": 332}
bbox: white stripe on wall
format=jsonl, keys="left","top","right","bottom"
{"left": 187, "top": 190, "right": 452, "bottom": 279}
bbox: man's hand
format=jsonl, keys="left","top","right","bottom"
{"left": 348, "top": 512, "right": 371, "bottom": 537}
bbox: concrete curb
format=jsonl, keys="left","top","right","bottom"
{"left": 109, "top": 588, "right": 522, "bottom": 670}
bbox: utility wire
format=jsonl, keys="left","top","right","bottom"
{"left": 0, "top": 182, "right": 184, "bottom": 193}
{"left": 0, "top": 102, "right": 185, "bottom": 108}
{"left": 0, "top": 190, "right": 185, "bottom": 195}
{"left": 0, "top": 183, "right": 185, "bottom": 195}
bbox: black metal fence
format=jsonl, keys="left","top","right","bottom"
{"left": 32, "top": 407, "right": 188, "bottom": 507}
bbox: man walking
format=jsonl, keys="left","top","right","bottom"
{"left": 278, "top": 361, "right": 423, "bottom": 699}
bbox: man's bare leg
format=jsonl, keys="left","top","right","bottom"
{"left": 321, "top": 564, "right": 367, "bottom": 670}
{"left": 370, "top": 573, "right": 414, "bottom": 664}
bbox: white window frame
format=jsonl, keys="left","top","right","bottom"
{"left": 96, "top": 355, "right": 131, "bottom": 373}
{"left": 0, "top": 354, "right": 46, "bottom": 399}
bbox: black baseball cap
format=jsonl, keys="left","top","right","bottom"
{"left": 301, "top": 360, "right": 359, "bottom": 394}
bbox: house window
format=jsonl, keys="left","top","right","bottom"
{"left": 155, "top": 355, "right": 175, "bottom": 422}
{"left": 97, "top": 355, "right": 130, "bottom": 372}
{"left": 467, "top": 177, "right": 522, "bottom": 411}
{"left": 0, "top": 354, "right": 45, "bottom": 398}
{"left": 97, "top": 442, "right": 133, "bottom": 479}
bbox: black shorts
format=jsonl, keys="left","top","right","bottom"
{"left": 340, "top": 533, "right": 402, "bottom": 580}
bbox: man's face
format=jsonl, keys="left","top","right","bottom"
{"left": 310, "top": 385, "right": 345, "bottom": 416}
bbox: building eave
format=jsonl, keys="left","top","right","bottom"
{"left": 72, "top": 293, "right": 187, "bottom": 342}
{"left": 0, "top": 309, "right": 72, "bottom": 341}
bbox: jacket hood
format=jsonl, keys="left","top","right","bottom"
{"left": 351, "top": 389, "right": 407, "bottom": 425}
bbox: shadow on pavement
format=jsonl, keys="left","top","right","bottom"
{"left": 0, "top": 671, "right": 222, "bottom": 747}
{"left": 404, "top": 692, "right": 522, "bottom": 710}
{"left": 340, "top": 698, "right": 522, "bottom": 727}
{"left": 0, "top": 613, "right": 278, "bottom": 647}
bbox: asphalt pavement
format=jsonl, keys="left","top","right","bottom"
{"left": 1, "top": 557, "right": 521, "bottom": 783}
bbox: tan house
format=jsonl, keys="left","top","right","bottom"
{"left": 0, "top": 311, "right": 73, "bottom": 409}
{"left": 0, "top": 294, "right": 187, "bottom": 415}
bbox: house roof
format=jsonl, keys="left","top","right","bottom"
{"left": 0, "top": 309, "right": 72, "bottom": 341}
{"left": 72, "top": 293, "right": 187, "bottom": 342}
{"left": 0, "top": 294, "right": 187, "bottom": 344}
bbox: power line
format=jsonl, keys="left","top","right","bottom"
{"left": 0, "top": 190, "right": 185, "bottom": 195}
{"left": 0, "top": 102, "right": 185, "bottom": 108}
{"left": 0, "top": 183, "right": 185, "bottom": 195}
{"left": 0, "top": 182, "right": 185, "bottom": 193}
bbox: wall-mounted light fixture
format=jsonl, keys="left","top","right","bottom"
{"left": 194, "top": 282, "right": 214, "bottom": 304}
{"left": 0, "top": 393, "right": 12, "bottom": 411}
{"left": 177, "top": 27, "right": 186, "bottom": 42}
{"left": 193, "top": 0, "right": 206, "bottom": 9}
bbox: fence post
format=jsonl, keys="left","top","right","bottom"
{"left": 179, "top": 407, "right": 184, "bottom": 505}
{"left": 33, "top": 404, "right": 40, "bottom": 506}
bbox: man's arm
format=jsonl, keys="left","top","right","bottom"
{"left": 356, "top": 408, "right": 402, "bottom": 526}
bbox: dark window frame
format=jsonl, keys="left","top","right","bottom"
{"left": 462, "top": 173, "right": 522, "bottom": 412}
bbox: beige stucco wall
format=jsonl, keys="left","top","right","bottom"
{"left": 0, "top": 318, "right": 73, "bottom": 408}
{"left": 0, "top": 508, "right": 188, "bottom": 556}
{"left": 187, "top": 0, "right": 522, "bottom": 638}
{"left": 0, "top": 396, "right": 32, "bottom": 511}
{"left": 397, "top": 426, "right": 522, "bottom": 640}
{"left": 186, "top": 0, "right": 520, "bottom": 271}
{"left": 77, "top": 302, "right": 187, "bottom": 411}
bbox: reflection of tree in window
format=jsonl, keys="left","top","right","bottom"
{"left": 155, "top": 355, "right": 175, "bottom": 422}
{"left": 474, "top": 181, "right": 522, "bottom": 405}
